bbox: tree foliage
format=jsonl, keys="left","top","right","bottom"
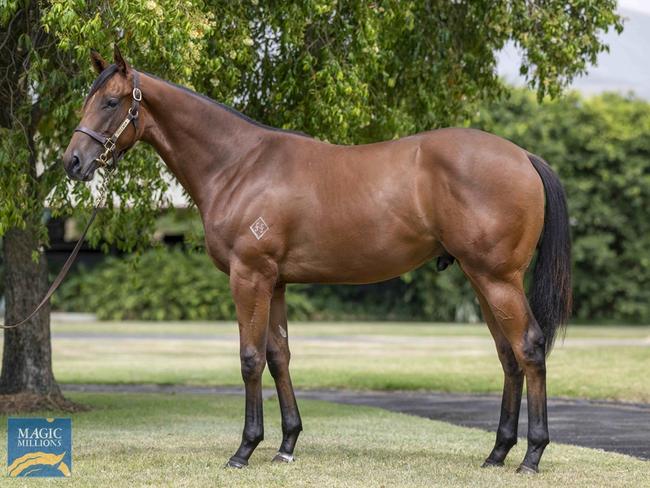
{"left": 190, "top": 0, "right": 623, "bottom": 142}
{"left": 1, "top": 0, "right": 216, "bottom": 251}
{"left": 1, "top": 0, "right": 622, "bottom": 252}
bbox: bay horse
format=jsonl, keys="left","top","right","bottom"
{"left": 63, "top": 47, "right": 571, "bottom": 474}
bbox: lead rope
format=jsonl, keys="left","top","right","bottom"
{"left": 0, "top": 169, "right": 114, "bottom": 329}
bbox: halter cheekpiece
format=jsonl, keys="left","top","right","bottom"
{"left": 74, "top": 70, "right": 142, "bottom": 169}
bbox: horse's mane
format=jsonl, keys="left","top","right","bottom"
{"left": 84, "top": 65, "right": 311, "bottom": 139}
{"left": 147, "top": 73, "right": 311, "bottom": 138}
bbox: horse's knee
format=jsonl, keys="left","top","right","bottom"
{"left": 240, "top": 347, "right": 265, "bottom": 381}
{"left": 266, "top": 346, "right": 289, "bottom": 378}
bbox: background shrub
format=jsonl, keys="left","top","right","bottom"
{"left": 55, "top": 247, "right": 314, "bottom": 321}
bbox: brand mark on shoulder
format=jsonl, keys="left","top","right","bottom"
{"left": 250, "top": 217, "right": 269, "bottom": 240}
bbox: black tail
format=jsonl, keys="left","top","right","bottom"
{"left": 528, "top": 154, "right": 572, "bottom": 355}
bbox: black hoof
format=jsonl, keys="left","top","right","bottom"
{"left": 481, "top": 459, "right": 504, "bottom": 468}
{"left": 225, "top": 457, "right": 248, "bottom": 469}
{"left": 516, "top": 464, "right": 538, "bottom": 475}
{"left": 272, "top": 452, "right": 295, "bottom": 463}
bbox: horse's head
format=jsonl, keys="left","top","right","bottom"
{"left": 63, "top": 45, "right": 142, "bottom": 181}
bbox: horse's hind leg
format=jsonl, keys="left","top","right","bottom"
{"left": 266, "top": 284, "right": 303, "bottom": 462}
{"left": 471, "top": 285, "right": 524, "bottom": 467}
{"left": 467, "top": 270, "right": 549, "bottom": 473}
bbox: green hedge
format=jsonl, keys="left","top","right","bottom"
{"left": 55, "top": 247, "right": 314, "bottom": 321}
{"left": 54, "top": 246, "right": 478, "bottom": 322}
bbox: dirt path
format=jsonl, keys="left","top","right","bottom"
{"left": 62, "top": 383, "right": 650, "bottom": 460}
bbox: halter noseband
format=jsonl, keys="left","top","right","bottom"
{"left": 74, "top": 70, "right": 142, "bottom": 170}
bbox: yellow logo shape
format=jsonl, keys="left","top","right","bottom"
{"left": 7, "top": 451, "right": 70, "bottom": 477}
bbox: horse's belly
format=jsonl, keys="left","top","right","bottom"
{"left": 276, "top": 144, "right": 443, "bottom": 283}
{"left": 281, "top": 229, "right": 442, "bottom": 284}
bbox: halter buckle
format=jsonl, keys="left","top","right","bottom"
{"left": 132, "top": 87, "right": 142, "bottom": 102}
{"left": 103, "top": 138, "right": 116, "bottom": 152}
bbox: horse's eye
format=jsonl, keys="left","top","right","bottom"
{"left": 105, "top": 98, "right": 119, "bottom": 109}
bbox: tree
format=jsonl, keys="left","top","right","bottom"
{"left": 0, "top": 0, "right": 213, "bottom": 411}
{"left": 0, "top": 0, "right": 621, "bottom": 411}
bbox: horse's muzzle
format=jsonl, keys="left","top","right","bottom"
{"left": 64, "top": 151, "right": 95, "bottom": 181}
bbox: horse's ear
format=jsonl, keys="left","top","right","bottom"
{"left": 90, "top": 49, "right": 108, "bottom": 74}
{"left": 113, "top": 44, "right": 129, "bottom": 75}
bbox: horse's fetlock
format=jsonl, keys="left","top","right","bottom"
{"left": 529, "top": 432, "right": 549, "bottom": 449}
{"left": 497, "top": 435, "right": 517, "bottom": 450}
{"left": 495, "top": 423, "right": 517, "bottom": 449}
{"left": 243, "top": 428, "right": 264, "bottom": 446}
{"left": 283, "top": 418, "right": 303, "bottom": 436}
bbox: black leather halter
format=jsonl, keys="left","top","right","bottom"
{"left": 74, "top": 70, "right": 142, "bottom": 169}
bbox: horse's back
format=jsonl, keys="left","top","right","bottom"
{"left": 262, "top": 128, "right": 542, "bottom": 283}
{"left": 212, "top": 128, "right": 545, "bottom": 284}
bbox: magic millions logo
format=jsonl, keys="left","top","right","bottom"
{"left": 7, "top": 418, "right": 72, "bottom": 477}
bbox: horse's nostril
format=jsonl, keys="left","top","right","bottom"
{"left": 71, "top": 155, "right": 80, "bottom": 171}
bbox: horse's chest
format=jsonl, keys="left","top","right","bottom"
{"left": 203, "top": 221, "right": 234, "bottom": 276}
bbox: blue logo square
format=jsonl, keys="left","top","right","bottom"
{"left": 7, "top": 418, "right": 72, "bottom": 477}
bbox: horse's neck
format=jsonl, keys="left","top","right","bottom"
{"left": 139, "top": 73, "right": 265, "bottom": 212}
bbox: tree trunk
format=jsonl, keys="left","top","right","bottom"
{"left": 0, "top": 225, "right": 77, "bottom": 412}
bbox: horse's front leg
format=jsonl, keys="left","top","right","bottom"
{"left": 226, "top": 264, "right": 275, "bottom": 468}
{"left": 266, "top": 284, "right": 302, "bottom": 462}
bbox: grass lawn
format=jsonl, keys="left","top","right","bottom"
{"left": 38, "top": 321, "right": 650, "bottom": 403}
{"left": 0, "top": 392, "right": 647, "bottom": 487}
